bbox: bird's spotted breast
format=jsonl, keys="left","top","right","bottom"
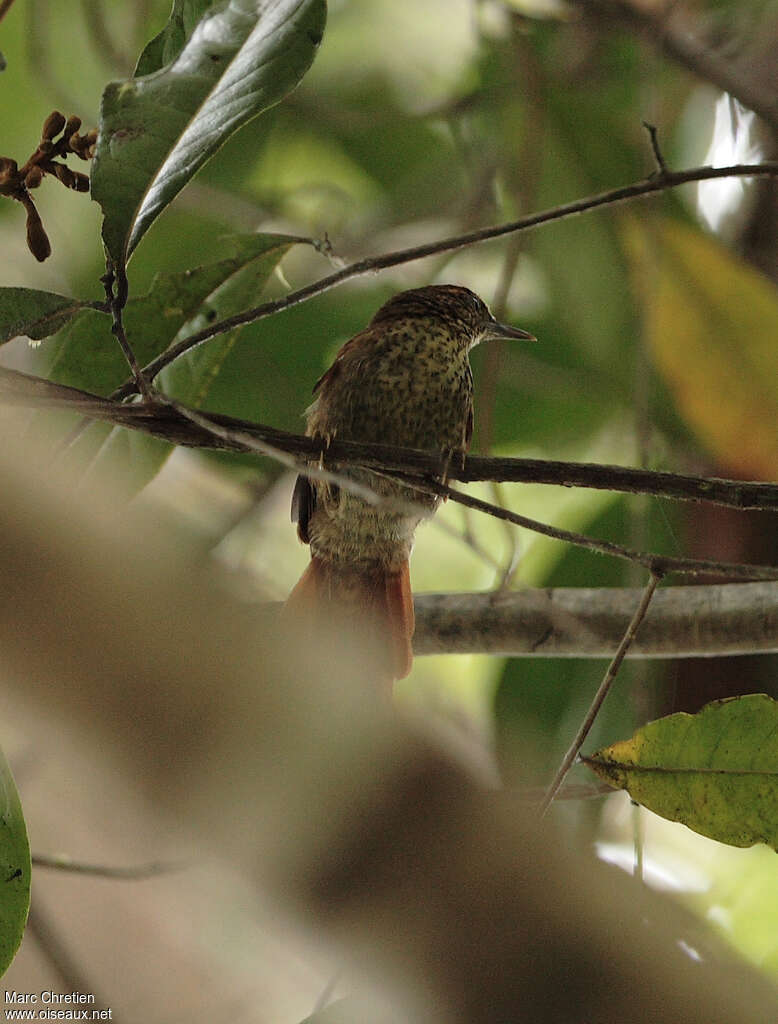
{"left": 312, "top": 320, "right": 473, "bottom": 451}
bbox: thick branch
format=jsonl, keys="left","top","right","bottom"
{"left": 573, "top": 0, "right": 778, "bottom": 136}
{"left": 2, "top": 366, "right": 777, "bottom": 513}
{"left": 1, "top": 364, "right": 778, "bottom": 540}
{"left": 412, "top": 582, "right": 778, "bottom": 658}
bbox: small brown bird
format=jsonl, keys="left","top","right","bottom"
{"left": 285, "top": 284, "right": 535, "bottom": 684}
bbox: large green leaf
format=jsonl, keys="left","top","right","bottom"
{"left": 43, "top": 234, "right": 299, "bottom": 397}
{"left": 134, "top": 0, "right": 215, "bottom": 76}
{"left": 0, "top": 289, "right": 88, "bottom": 346}
{"left": 585, "top": 694, "right": 778, "bottom": 849}
{"left": 84, "top": 233, "right": 298, "bottom": 495}
{"left": 91, "top": 0, "right": 326, "bottom": 263}
{"left": 0, "top": 745, "right": 30, "bottom": 976}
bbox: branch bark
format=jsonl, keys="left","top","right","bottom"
{"left": 2, "top": 366, "right": 777, "bottom": 512}
{"left": 573, "top": 0, "right": 778, "bottom": 137}
{"left": 412, "top": 581, "right": 778, "bottom": 658}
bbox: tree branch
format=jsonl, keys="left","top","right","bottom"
{"left": 2, "top": 366, "right": 777, "bottom": 513}
{"left": 107, "top": 161, "right": 778, "bottom": 400}
{"left": 540, "top": 571, "right": 661, "bottom": 814}
{"left": 412, "top": 581, "right": 778, "bottom": 658}
{"left": 573, "top": 0, "right": 778, "bottom": 137}
{"left": 7, "top": 367, "right": 775, "bottom": 582}
{"left": 409, "top": 474, "right": 778, "bottom": 581}
{"left": 32, "top": 852, "right": 181, "bottom": 879}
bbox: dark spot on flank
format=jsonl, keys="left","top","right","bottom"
{"left": 308, "top": 30, "right": 323, "bottom": 45}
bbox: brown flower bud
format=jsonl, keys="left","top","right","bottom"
{"left": 0, "top": 156, "right": 18, "bottom": 183}
{"left": 51, "top": 163, "right": 76, "bottom": 188}
{"left": 42, "top": 110, "right": 66, "bottom": 141}
{"left": 69, "top": 128, "right": 98, "bottom": 161}
{"left": 72, "top": 170, "right": 90, "bottom": 192}
{"left": 25, "top": 202, "right": 51, "bottom": 262}
{"left": 24, "top": 166, "right": 43, "bottom": 189}
{"left": 64, "top": 115, "right": 82, "bottom": 137}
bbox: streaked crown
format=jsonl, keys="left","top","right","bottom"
{"left": 370, "top": 284, "right": 534, "bottom": 347}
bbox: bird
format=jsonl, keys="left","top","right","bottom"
{"left": 284, "top": 284, "right": 535, "bottom": 686}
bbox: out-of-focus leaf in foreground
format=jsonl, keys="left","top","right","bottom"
{"left": 585, "top": 693, "right": 778, "bottom": 849}
{"left": 0, "top": 745, "right": 30, "bottom": 976}
{"left": 91, "top": 0, "right": 327, "bottom": 263}
{"left": 625, "top": 217, "right": 778, "bottom": 478}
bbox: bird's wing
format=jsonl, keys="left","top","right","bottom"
{"left": 311, "top": 327, "right": 375, "bottom": 395}
{"left": 291, "top": 473, "right": 315, "bottom": 544}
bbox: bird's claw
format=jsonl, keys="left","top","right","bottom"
{"left": 439, "top": 447, "right": 466, "bottom": 487}
{"left": 317, "top": 431, "right": 334, "bottom": 471}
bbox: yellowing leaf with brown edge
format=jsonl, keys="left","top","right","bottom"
{"left": 584, "top": 693, "right": 778, "bottom": 849}
{"left": 624, "top": 217, "right": 778, "bottom": 479}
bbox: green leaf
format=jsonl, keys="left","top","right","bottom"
{"left": 134, "top": 1, "right": 215, "bottom": 76}
{"left": 585, "top": 694, "right": 778, "bottom": 849}
{"left": 84, "top": 233, "right": 297, "bottom": 495}
{"left": 159, "top": 243, "right": 294, "bottom": 404}
{"left": 44, "top": 233, "right": 299, "bottom": 397}
{"left": 91, "top": 0, "right": 327, "bottom": 263}
{"left": 0, "top": 745, "right": 30, "bottom": 976}
{"left": 0, "top": 288, "right": 87, "bottom": 345}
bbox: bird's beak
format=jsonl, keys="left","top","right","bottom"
{"left": 484, "top": 319, "right": 536, "bottom": 342}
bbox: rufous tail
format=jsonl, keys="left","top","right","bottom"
{"left": 283, "top": 556, "right": 415, "bottom": 681}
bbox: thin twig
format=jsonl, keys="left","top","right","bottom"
{"left": 101, "top": 263, "right": 152, "bottom": 399}
{"left": 432, "top": 513, "right": 503, "bottom": 572}
{"left": 164, "top": 395, "right": 397, "bottom": 509}
{"left": 32, "top": 852, "right": 183, "bottom": 879}
{"left": 642, "top": 121, "right": 668, "bottom": 175}
{"left": 310, "top": 968, "right": 343, "bottom": 1016}
{"left": 539, "top": 571, "right": 662, "bottom": 816}
{"left": 107, "top": 161, "right": 778, "bottom": 400}
{"left": 120, "top": 397, "right": 778, "bottom": 582}
{"left": 0, "top": 0, "right": 17, "bottom": 22}
{"left": 410, "top": 476, "right": 778, "bottom": 582}
{"left": 573, "top": 0, "right": 778, "bottom": 137}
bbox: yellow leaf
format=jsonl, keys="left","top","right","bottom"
{"left": 625, "top": 218, "right": 778, "bottom": 478}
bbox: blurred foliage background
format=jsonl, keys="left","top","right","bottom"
{"left": 2, "top": 0, "right": 778, "bottom": 1009}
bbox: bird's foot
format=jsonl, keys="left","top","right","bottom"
{"left": 316, "top": 430, "right": 334, "bottom": 470}
{"left": 439, "top": 447, "right": 466, "bottom": 487}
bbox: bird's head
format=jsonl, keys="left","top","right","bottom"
{"left": 370, "top": 284, "right": 535, "bottom": 350}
